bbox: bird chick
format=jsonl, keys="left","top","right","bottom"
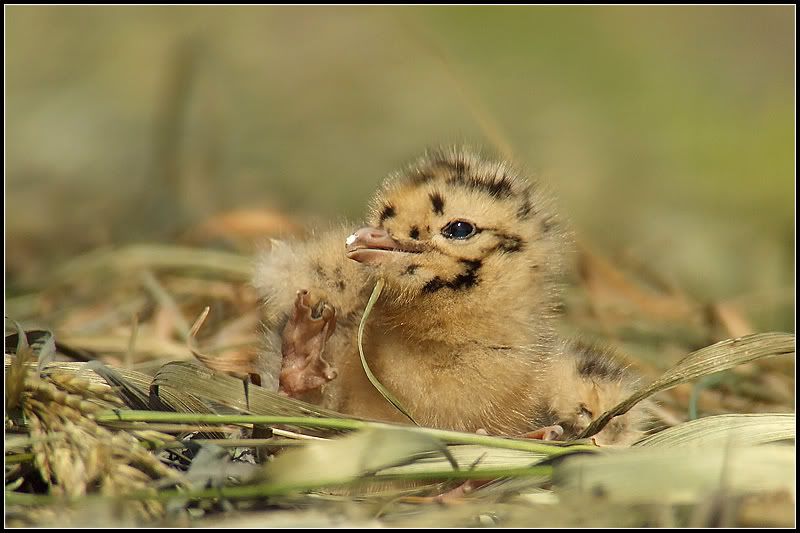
{"left": 544, "top": 339, "right": 648, "bottom": 445}
{"left": 251, "top": 147, "right": 645, "bottom": 444}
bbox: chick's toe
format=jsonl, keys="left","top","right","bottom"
{"left": 278, "top": 289, "right": 338, "bottom": 397}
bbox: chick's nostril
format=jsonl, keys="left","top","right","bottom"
{"left": 356, "top": 227, "right": 390, "bottom": 242}
{"left": 346, "top": 226, "right": 399, "bottom": 252}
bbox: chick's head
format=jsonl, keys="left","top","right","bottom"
{"left": 346, "top": 148, "right": 566, "bottom": 316}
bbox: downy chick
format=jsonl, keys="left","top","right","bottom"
{"left": 251, "top": 147, "right": 645, "bottom": 444}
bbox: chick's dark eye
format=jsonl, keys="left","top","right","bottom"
{"left": 441, "top": 220, "right": 476, "bottom": 240}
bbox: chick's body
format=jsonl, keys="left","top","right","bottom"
{"left": 253, "top": 148, "right": 643, "bottom": 442}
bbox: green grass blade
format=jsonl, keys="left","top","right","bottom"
{"left": 357, "top": 278, "right": 418, "bottom": 425}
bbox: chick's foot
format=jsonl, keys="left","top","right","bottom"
{"left": 278, "top": 290, "right": 338, "bottom": 397}
{"left": 520, "top": 424, "right": 564, "bottom": 441}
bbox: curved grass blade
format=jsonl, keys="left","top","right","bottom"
{"left": 153, "top": 361, "right": 348, "bottom": 419}
{"left": 4, "top": 320, "right": 33, "bottom": 411}
{"left": 86, "top": 360, "right": 152, "bottom": 410}
{"left": 578, "top": 332, "right": 795, "bottom": 439}
{"left": 4, "top": 323, "right": 56, "bottom": 372}
{"left": 635, "top": 413, "right": 795, "bottom": 448}
{"left": 358, "top": 278, "right": 418, "bottom": 425}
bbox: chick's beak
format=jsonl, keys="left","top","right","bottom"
{"left": 345, "top": 226, "right": 406, "bottom": 265}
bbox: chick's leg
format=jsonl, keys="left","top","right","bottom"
{"left": 279, "top": 290, "right": 338, "bottom": 397}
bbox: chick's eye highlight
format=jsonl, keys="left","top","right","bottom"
{"left": 441, "top": 220, "right": 476, "bottom": 240}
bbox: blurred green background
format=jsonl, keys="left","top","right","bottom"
{"left": 5, "top": 6, "right": 794, "bottom": 329}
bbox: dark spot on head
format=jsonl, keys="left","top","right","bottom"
{"left": 493, "top": 232, "right": 525, "bottom": 253}
{"left": 572, "top": 341, "right": 629, "bottom": 381}
{"left": 403, "top": 264, "right": 419, "bottom": 276}
{"left": 486, "top": 174, "right": 514, "bottom": 199}
{"left": 540, "top": 215, "right": 557, "bottom": 233}
{"left": 429, "top": 192, "right": 445, "bottom": 215}
{"left": 577, "top": 357, "right": 614, "bottom": 380}
{"left": 337, "top": 280, "right": 346, "bottom": 291}
{"left": 446, "top": 174, "right": 516, "bottom": 200}
{"left": 411, "top": 169, "right": 434, "bottom": 184}
{"left": 445, "top": 174, "right": 464, "bottom": 187}
{"left": 517, "top": 198, "right": 533, "bottom": 220}
{"left": 431, "top": 153, "right": 468, "bottom": 179}
{"left": 409, "top": 226, "right": 420, "bottom": 240}
{"left": 379, "top": 204, "right": 396, "bottom": 223}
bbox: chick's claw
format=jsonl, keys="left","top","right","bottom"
{"left": 520, "top": 424, "right": 564, "bottom": 441}
{"left": 278, "top": 290, "right": 338, "bottom": 397}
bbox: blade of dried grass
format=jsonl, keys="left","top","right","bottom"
{"left": 150, "top": 359, "right": 263, "bottom": 440}
{"left": 125, "top": 312, "right": 139, "bottom": 369}
{"left": 87, "top": 361, "right": 151, "bottom": 410}
{"left": 578, "top": 332, "right": 795, "bottom": 439}
{"left": 635, "top": 413, "right": 795, "bottom": 448}
{"left": 5, "top": 322, "right": 33, "bottom": 410}
{"left": 8, "top": 358, "right": 156, "bottom": 399}
{"left": 54, "top": 333, "right": 191, "bottom": 361}
{"left": 4, "top": 324, "right": 55, "bottom": 370}
{"left": 153, "top": 361, "right": 347, "bottom": 421}
{"left": 185, "top": 306, "right": 260, "bottom": 388}
{"left": 147, "top": 372, "right": 228, "bottom": 440}
{"left": 140, "top": 270, "right": 191, "bottom": 341}
{"left": 45, "top": 244, "right": 253, "bottom": 287}
{"left": 5, "top": 319, "right": 30, "bottom": 352}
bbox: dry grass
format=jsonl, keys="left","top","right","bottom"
{"left": 4, "top": 7, "right": 794, "bottom": 527}
{"left": 3, "top": 237, "right": 795, "bottom": 527}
